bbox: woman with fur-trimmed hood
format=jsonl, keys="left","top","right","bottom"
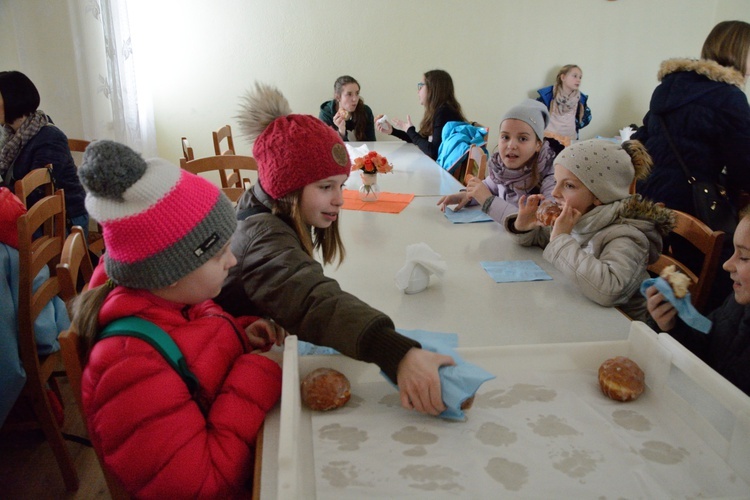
{"left": 505, "top": 139, "right": 674, "bottom": 322}
{"left": 633, "top": 20, "right": 750, "bottom": 311}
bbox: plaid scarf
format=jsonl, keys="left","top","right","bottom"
{"left": 0, "top": 110, "right": 49, "bottom": 186}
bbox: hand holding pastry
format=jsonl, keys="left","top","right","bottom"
{"left": 513, "top": 194, "right": 545, "bottom": 232}
{"left": 333, "top": 108, "right": 349, "bottom": 135}
{"left": 645, "top": 285, "right": 678, "bottom": 331}
{"left": 550, "top": 203, "right": 581, "bottom": 240}
{"left": 375, "top": 114, "right": 393, "bottom": 134}
{"left": 536, "top": 200, "right": 562, "bottom": 227}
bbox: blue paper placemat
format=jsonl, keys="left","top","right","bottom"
{"left": 481, "top": 260, "right": 552, "bottom": 283}
{"left": 444, "top": 207, "right": 493, "bottom": 224}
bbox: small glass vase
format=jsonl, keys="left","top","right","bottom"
{"left": 358, "top": 172, "right": 380, "bottom": 202}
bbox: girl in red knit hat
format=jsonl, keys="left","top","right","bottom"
{"left": 72, "top": 140, "right": 283, "bottom": 498}
{"left": 217, "top": 82, "right": 454, "bottom": 416}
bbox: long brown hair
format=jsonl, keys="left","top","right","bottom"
{"left": 418, "top": 70, "right": 466, "bottom": 137}
{"left": 334, "top": 75, "right": 369, "bottom": 141}
{"left": 71, "top": 284, "right": 113, "bottom": 363}
{"left": 273, "top": 189, "right": 346, "bottom": 266}
{"left": 701, "top": 20, "right": 750, "bottom": 76}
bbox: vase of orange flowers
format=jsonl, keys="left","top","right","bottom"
{"left": 352, "top": 151, "right": 393, "bottom": 202}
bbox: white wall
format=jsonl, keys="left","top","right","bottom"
{"left": 4, "top": 0, "right": 750, "bottom": 163}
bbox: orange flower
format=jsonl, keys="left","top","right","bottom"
{"left": 351, "top": 151, "right": 393, "bottom": 174}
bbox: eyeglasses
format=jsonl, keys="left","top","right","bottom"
{"left": 417, "top": 82, "right": 426, "bottom": 91}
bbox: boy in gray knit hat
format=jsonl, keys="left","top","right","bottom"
{"left": 506, "top": 139, "right": 675, "bottom": 321}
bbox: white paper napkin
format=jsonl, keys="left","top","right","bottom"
{"left": 394, "top": 243, "right": 446, "bottom": 293}
{"left": 345, "top": 143, "right": 369, "bottom": 160}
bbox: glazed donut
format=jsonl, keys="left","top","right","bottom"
{"left": 598, "top": 356, "right": 645, "bottom": 402}
{"left": 301, "top": 367, "right": 351, "bottom": 411}
{"left": 536, "top": 200, "right": 562, "bottom": 226}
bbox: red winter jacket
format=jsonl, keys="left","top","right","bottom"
{"left": 81, "top": 287, "right": 282, "bottom": 498}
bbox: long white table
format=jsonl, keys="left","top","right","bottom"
{"left": 259, "top": 142, "right": 633, "bottom": 498}
{"left": 335, "top": 142, "right": 631, "bottom": 347}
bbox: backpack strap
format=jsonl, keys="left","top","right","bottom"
{"left": 98, "top": 316, "right": 200, "bottom": 395}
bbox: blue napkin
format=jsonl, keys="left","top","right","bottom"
{"left": 481, "top": 260, "right": 552, "bottom": 283}
{"left": 640, "top": 277, "right": 712, "bottom": 334}
{"left": 298, "top": 340, "right": 339, "bottom": 356}
{"left": 444, "top": 207, "right": 493, "bottom": 224}
{"left": 387, "top": 329, "right": 496, "bottom": 421}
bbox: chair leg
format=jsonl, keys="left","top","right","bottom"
{"left": 25, "top": 382, "right": 80, "bottom": 491}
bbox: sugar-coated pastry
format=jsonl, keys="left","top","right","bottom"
{"left": 301, "top": 367, "right": 351, "bottom": 411}
{"left": 598, "top": 356, "right": 645, "bottom": 402}
{"left": 659, "top": 264, "right": 691, "bottom": 299}
{"left": 536, "top": 200, "right": 562, "bottom": 226}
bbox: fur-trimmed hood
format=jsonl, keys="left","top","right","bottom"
{"left": 618, "top": 194, "right": 675, "bottom": 237}
{"left": 649, "top": 58, "right": 747, "bottom": 116}
{"left": 658, "top": 58, "right": 746, "bottom": 88}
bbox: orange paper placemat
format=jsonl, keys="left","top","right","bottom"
{"left": 342, "top": 190, "right": 415, "bottom": 213}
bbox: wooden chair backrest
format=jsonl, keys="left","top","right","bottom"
{"left": 15, "top": 189, "right": 79, "bottom": 490}
{"left": 68, "top": 139, "right": 90, "bottom": 168}
{"left": 59, "top": 327, "right": 131, "bottom": 499}
{"left": 181, "top": 137, "right": 195, "bottom": 162}
{"left": 462, "top": 144, "right": 488, "bottom": 185}
{"left": 15, "top": 165, "right": 55, "bottom": 207}
{"left": 212, "top": 125, "right": 242, "bottom": 189}
{"left": 648, "top": 209, "right": 725, "bottom": 312}
{"left": 57, "top": 226, "right": 94, "bottom": 303}
{"left": 180, "top": 154, "right": 258, "bottom": 203}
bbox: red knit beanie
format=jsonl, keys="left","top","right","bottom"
{"left": 253, "top": 114, "right": 350, "bottom": 199}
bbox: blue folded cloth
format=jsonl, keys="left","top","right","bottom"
{"left": 444, "top": 207, "right": 493, "bottom": 224}
{"left": 481, "top": 260, "right": 552, "bottom": 283}
{"left": 640, "top": 277, "right": 712, "bottom": 334}
{"left": 387, "top": 329, "right": 495, "bottom": 421}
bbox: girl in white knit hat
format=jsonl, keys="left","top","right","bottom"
{"left": 506, "top": 139, "right": 674, "bottom": 321}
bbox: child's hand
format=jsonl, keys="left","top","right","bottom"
{"left": 646, "top": 286, "right": 678, "bottom": 331}
{"left": 245, "top": 318, "right": 287, "bottom": 350}
{"left": 513, "top": 194, "right": 545, "bottom": 231}
{"left": 550, "top": 203, "right": 580, "bottom": 239}
{"left": 375, "top": 114, "right": 393, "bottom": 134}
{"left": 465, "top": 177, "right": 491, "bottom": 205}
{"left": 390, "top": 116, "right": 411, "bottom": 132}
{"left": 437, "top": 191, "right": 469, "bottom": 212}
{"left": 396, "top": 348, "right": 455, "bottom": 416}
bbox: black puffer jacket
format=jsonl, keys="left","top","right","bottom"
{"left": 634, "top": 58, "right": 750, "bottom": 215}
{"left": 667, "top": 293, "right": 750, "bottom": 396}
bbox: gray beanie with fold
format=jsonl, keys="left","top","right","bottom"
{"left": 500, "top": 99, "right": 550, "bottom": 141}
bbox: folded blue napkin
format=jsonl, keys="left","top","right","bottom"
{"left": 640, "top": 277, "right": 712, "bottom": 333}
{"left": 481, "top": 260, "right": 552, "bottom": 283}
{"left": 388, "top": 329, "right": 495, "bottom": 421}
{"left": 444, "top": 207, "right": 493, "bottom": 224}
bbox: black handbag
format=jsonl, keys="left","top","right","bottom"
{"left": 658, "top": 115, "right": 737, "bottom": 234}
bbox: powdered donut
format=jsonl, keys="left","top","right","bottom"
{"left": 660, "top": 264, "right": 691, "bottom": 299}
{"left": 598, "top": 356, "right": 645, "bottom": 402}
{"left": 301, "top": 367, "right": 351, "bottom": 411}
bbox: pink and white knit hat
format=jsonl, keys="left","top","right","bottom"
{"left": 78, "top": 140, "right": 236, "bottom": 289}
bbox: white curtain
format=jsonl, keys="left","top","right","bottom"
{"left": 67, "top": 0, "right": 156, "bottom": 156}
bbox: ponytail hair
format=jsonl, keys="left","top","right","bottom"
{"left": 71, "top": 283, "right": 113, "bottom": 364}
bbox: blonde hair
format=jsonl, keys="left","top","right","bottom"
{"left": 273, "top": 190, "right": 346, "bottom": 266}
{"left": 71, "top": 284, "right": 113, "bottom": 364}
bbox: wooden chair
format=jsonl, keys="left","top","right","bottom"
{"left": 461, "top": 144, "right": 488, "bottom": 185}
{"left": 15, "top": 164, "right": 55, "bottom": 208}
{"left": 180, "top": 155, "right": 258, "bottom": 203}
{"left": 57, "top": 226, "right": 94, "bottom": 304}
{"left": 213, "top": 125, "right": 251, "bottom": 190}
{"left": 648, "top": 209, "right": 725, "bottom": 313}
{"left": 13, "top": 189, "right": 79, "bottom": 491}
{"left": 67, "top": 139, "right": 105, "bottom": 256}
{"left": 181, "top": 136, "right": 195, "bottom": 162}
{"left": 59, "top": 327, "right": 131, "bottom": 499}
